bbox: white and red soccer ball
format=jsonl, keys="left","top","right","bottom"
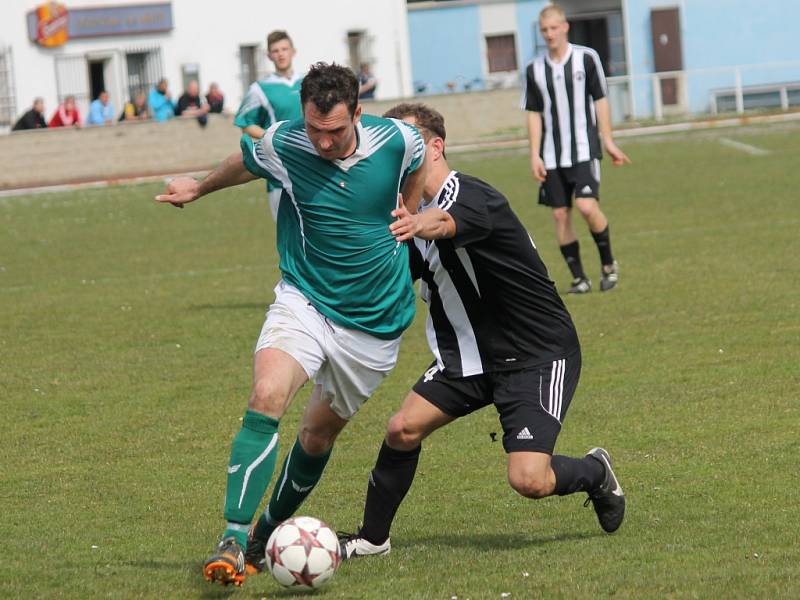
{"left": 265, "top": 516, "right": 341, "bottom": 589}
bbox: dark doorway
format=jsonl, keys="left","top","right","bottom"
{"left": 569, "top": 17, "right": 609, "bottom": 73}
{"left": 89, "top": 60, "right": 105, "bottom": 100}
{"left": 650, "top": 7, "right": 683, "bottom": 105}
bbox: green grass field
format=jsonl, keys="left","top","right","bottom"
{"left": 2, "top": 121, "right": 798, "bottom": 599}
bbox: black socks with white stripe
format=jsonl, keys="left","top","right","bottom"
{"left": 551, "top": 454, "right": 605, "bottom": 496}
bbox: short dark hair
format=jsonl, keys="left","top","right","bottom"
{"left": 267, "top": 30, "right": 292, "bottom": 50}
{"left": 383, "top": 103, "right": 446, "bottom": 142}
{"left": 300, "top": 62, "right": 359, "bottom": 117}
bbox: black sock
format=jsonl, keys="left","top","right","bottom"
{"left": 559, "top": 241, "right": 586, "bottom": 279}
{"left": 359, "top": 440, "right": 422, "bottom": 545}
{"left": 551, "top": 455, "right": 605, "bottom": 496}
{"left": 591, "top": 226, "right": 614, "bottom": 267}
{"left": 359, "top": 441, "right": 421, "bottom": 545}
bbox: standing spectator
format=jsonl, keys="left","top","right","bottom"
{"left": 12, "top": 98, "right": 47, "bottom": 131}
{"left": 148, "top": 78, "right": 175, "bottom": 122}
{"left": 358, "top": 63, "right": 378, "bottom": 100}
{"left": 175, "top": 79, "right": 210, "bottom": 126}
{"left": 234, "top": 29, "right": 304, "bottom": 220}
{"left": 48, "top": 95, "right": 80, "bottom": 128}
{"left": 119, "top": 92, "right": 150, "bottom": 121}
{"left": 523, "top": 3, "right": 630, "bottom": 294}
{"left": 206, "top": 82, "right": 224, "bottom": 113}
{"left": 87, "top": 91, "right": 114, "bottom": 126}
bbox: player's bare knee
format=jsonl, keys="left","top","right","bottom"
{"left": 508, "top": 472, "right": 552, "bottom": 499}
{"left": 249, "top": 377, "right": 288, "bottom": 416}
{"left": 552, "top": 207, "right": 570, "bottom": 223}
{"left": 575, "top": 199, "right": 598, "bottom": 219}
{"left": 385, "top": 413, "right": 423, "bottom": 451}
{"left": 298, "top": 425, "right": 335, "bottom": 456}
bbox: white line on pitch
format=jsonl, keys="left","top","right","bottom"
{"left": 718, "top": 137, "right": 771, "bottom": 156}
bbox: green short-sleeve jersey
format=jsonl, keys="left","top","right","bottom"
{"left": 235, "top": 74, "right": 303, "bottom": 195}
{"left": 234, "top": 74, "right": 303, "bottom": 130}
{"left": 241, "top": 114, "right": 425, "bottom": 339}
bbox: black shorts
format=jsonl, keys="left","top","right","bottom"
{"left": 539, "top": 159, "right": 601, "bottom": 208}
{"left": 411, "top": 349, "right": 582, "bottom": 454}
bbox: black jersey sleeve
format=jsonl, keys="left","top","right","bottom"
{"left": 523, "top": 63, "right": 544, "bottom": 112}
{"left": 442, "top": 178, "right": 492, "bottom": 247}
{"left": 584, "top": 50, "right": 607, "bottom": 100}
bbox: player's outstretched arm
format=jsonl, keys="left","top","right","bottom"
{"left": 390, "top": 195, "right": 456, "bottom": 242}
{"left": 155, "top": 151, "right": 258, "bottom": 208}
{"left": 594, "top": 97, "right": 631, "bottom": 167}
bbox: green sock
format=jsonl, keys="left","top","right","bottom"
{"left": 222, "top": 410, "right": 280, "bottom": 548}
{"left": 252, "top": 438, "right": 331, "bottom": 542}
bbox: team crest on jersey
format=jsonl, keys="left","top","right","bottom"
{"left": 574, "top": 70, "right": 585, "bottom": 81}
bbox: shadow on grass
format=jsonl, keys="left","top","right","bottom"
{"left": 399, "top": 530, "right": 600, "bottom": 551}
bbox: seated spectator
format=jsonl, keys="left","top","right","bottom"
{"left": 49, "top": 95, "right": 80, "bottom": 128}
{"left": 205, "top": 82, "right": 224, "bottom": 114}
{"left": 119, "top": 92, "right": 150, "bottom": 121}
{"left": 87, "top": 91, "right": 114, "bottom": 126}
{"left": 12, "top": 98, "right": 47, "bottom": 131}
{"left": 358, "top": 63, "right": 378, "bottom": 100}
{"left": 148, "top": 78, "right": 175, "bottom": 122}
{"left": 175, "top": 80, "right": 210, "bottom": 127}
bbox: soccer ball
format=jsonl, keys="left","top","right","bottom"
{"left": 265, "top": 516, "right": 341, "bottom": 590}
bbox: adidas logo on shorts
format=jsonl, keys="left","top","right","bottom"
{"left": 516, "top": 427, "right": 534, "bottom": 440}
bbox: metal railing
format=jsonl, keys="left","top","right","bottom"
{"left": 607, "top": 60, "right": 800, "bottom": 122}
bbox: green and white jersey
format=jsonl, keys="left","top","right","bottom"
{"left": 241, "top": 114, "right": 425, "bottom": 339}
{"left": 234, "top": 73, "right": 303, "bottom": 130}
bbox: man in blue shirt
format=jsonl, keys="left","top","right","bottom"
{"left": 87, "top": 91, "right": 114, "bottom": 126}
{"left": 148, "top": 78, "right": 175, "bottom": 122}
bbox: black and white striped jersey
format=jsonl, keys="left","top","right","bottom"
{"left": 408, "top": 171, "right": 579, "bottom": 378}
{"left": 522, "top": 43, "right": 607, "bottom": 170}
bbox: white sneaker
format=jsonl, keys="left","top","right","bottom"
{"left": 337, "top": 531, "right": 391, "bottom": 560}
{"left": 600, "top": 261, "right": 619, "bottom": 292}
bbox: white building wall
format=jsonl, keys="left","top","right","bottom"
{"left": 478, "top": 1, "right": 520, "bottom": 87}
{"left": 0, "top": 0, "right": 412, "bottom": 128}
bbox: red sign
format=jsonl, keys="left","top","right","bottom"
{"left": 35, "top": 3, "right": 69, "bottom": 47}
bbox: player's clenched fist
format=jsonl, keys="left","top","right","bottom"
{"left": 155, "top": 176, "right": 200, "bottom": 208}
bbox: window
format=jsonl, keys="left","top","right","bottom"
{"left": 181, "top": 63, "right": 200, "bottom": 93}
{"left": 486, "top": 34, "right": 517, "bottom": 73}
{"left": 239, "top": 45, "right": 259, "bottom": 94}
{"left": 54, "top": 54, "right": 89, "bottom": 111}
{"left": 0, "top": 45, "right": 16, "bottom": 127}
{"left": 347, "top": 30, "right": 374, "bottom": 72}
{"left": 125, "top": 48, "right": 164, "bottom": 101}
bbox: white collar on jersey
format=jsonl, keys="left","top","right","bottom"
{"left": 545, "top": 43, "right": 573, "bottom": 68}
{"left": 334, "top": 120, "right": 399, "bottom": 172}
{"left": 278, "top": 120, "right": 399, "bottom": 172}
{"left": 264, "top": 71, "right": 303, "bottom": 86}
{"left": 422, "top": 170, "right": 457, "bottom": 210}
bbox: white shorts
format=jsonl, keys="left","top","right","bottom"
{"left": 255, "top": 280, "right": 401, "bottom": 419}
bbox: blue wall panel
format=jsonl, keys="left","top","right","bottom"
{"left": 515, "top": 0, "right": 549, "bottom": 68}
{"left": 626, "top": 0, "right": 800, "bottom": 116}
{"left": 409, "top": 5, "right": 483, "bottom": 94}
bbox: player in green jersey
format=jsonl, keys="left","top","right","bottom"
{"left": 156, "top": 62, "right": 426, "bottom": 587}
{"left": 235, "top": 30, "right": 304, "bottom": 220}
